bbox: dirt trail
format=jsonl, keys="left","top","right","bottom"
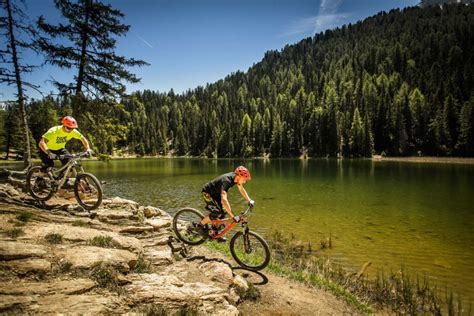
{"left": 195, "top": 246, "right": 358, "bottom": 316}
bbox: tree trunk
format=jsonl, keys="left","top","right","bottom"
{"left": 5, "top": 0, "right": 31, "bottom": 167}
{"left": 75, "top": 0, "right": 92, "bottom": 112}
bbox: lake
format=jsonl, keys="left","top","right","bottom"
{"left": 3, "top": 157, "right": 474, "bottom": 303}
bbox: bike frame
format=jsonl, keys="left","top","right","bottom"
{"left": 209, "top": 206, "right": 252, "bottom": 239}
{"left": 48, "top": 153, "right": 87, "bottom": 190}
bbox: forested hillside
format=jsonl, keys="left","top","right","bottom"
{"left": 3, "top": 4, "right": 474, "bottom": 158}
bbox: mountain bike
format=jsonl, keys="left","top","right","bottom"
{"left": 172, "top": 204, "right": 271, "bottom": 271}
{"left": 26, "top": 152, "right": 102, "bottom": 210}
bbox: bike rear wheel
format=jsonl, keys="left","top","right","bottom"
{"left": 230, "top": 230, "right": 271, "bottom": 271}
{"left": 74, "top": 173, "right": 102, "bottom": 210}
{"left": 172, "top": 208, "right": 207, "bottom": 245}
{"left": 26, "top": 166, "right": 55, "bottom": 201}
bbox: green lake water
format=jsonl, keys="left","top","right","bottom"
{"left": 3, "top": 158, "right": 474, "bottom": 303}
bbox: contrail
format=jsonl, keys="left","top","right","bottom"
{"left": 280, "top": 0, "right": 347, "bottom": 37}
{"left": 135, "top": 33, "right": 153, "bottom": 48}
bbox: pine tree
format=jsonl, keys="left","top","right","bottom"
{"left": 456, "top": 97, "right": 474, "bottom": 155}
{"left": 36, "top": 0, "right": 148, "bottom": 111}
{"left": 0, "top": 0, "right": 39, "bottom": 165}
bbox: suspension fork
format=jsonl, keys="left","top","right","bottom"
{"left": 242, "top": 225, "right": 252, "bottom": 253}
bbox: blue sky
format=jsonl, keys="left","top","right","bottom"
{"left": 1, "top": 0, "right": 419, "bottom": 101}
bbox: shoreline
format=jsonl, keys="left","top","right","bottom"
{"left": 2, "top": 155, "right": 474, "bottom": 165}
{"left": 371, "top": 155, "right": 474, "bottom": 164}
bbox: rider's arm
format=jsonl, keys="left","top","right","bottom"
{"left": 39, "top": 138, "right": 49, "bottom": 154}
{"left": 80, "top": 136, "right": 91, "bottom": 151}
{"left": 237, "top": 183, "right": 251, "bottom": 203}
{"left": 220, "top": 190, "right": 234, "bottom": 217}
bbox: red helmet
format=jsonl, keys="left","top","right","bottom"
{"left": 62, "top": 116, "right": 78, "bottom": 129}
{"left": 234, "top": 166, "right": 251, "bottom": 180}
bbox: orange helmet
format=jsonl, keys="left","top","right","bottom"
{"left": 62, "top": 116, "right": 78, "bottom": 129}
{"left": 234, "top": 166, "right": 251, "bottom": 180}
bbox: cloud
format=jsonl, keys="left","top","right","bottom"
{"left": 281, "top": 0, "right": 349, "bottom": 38}
{"left": 135, "top": 33, "right": 154, "bottom": 48}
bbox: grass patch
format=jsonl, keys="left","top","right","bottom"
{"left": 132, "top": 255, "right": 154, "bottom": 273}
{"left": 44, "top": 233, "right": 63, "bottom": 244}
{"left": 16, "top": 211, "right": 32, "bottom": 223}
{"left": 4, "top": 227, "right": 24, "bottom": 238}
{"left": 52, "top": 259, "right": 73, "bottom": 274}
{"left": 71, "top": 220, "right": 90, "bottom": 227}
{"left": 89, "top": 263, "right": 125, "bottom": 293}
{"left": 206, "top": 230, "right": 469, "bottom": 314}
{"left": 87, "top": 235, "right": 119, "bottom": 248}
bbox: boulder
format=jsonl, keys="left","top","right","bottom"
{"left": 57, "top": 246, "right": 137, "bottom": 272}
{"left": 144, "top": 218, "right": 171, "bottom": 230}
{"left": 31, "top": 294, "right": 121, "bottom": 314}
{"left": 0, "top": 278, "right": 95, "bottom": 296}
{"left": 143, "top": 247, "right": 173, "bottom": 266}
{"left": 102, "top": 197, "right": 139, "bottom": 212}
{"left": 142, "top": 206, "right": 160, "bottom": 218}
{"left": 198, "top": 262, "right": 234, "bottom": 286}
{"left": 124, "top": 274, "right": 238, "bottom": 315}
{"left": 232, "top": 274, "right": 249, "bottom": 293}
{"left": 0, "top": 258, "right": 51, "bottom": 275}
{"left": 0, "top": 241, "right": 47, "bottom": 261}
{"left": 24, "top": 223, "right": 143, "bottom": 254}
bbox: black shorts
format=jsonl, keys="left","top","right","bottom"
{"left": 38, "top": 147, "right": 70, "bottom": 170}
{"left": 202, "top": 191, "right": 225, "bottom": 219}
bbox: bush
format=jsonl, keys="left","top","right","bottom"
{"left": 45, "top": 233, "right": 63, "bottom": 244}
{"left": 16, "top": 211, "right": 32, "bottom": 223}
{"left": 87, "top": 235, "right": 119, "bottom": 248}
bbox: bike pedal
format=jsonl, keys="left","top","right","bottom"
{"left": 216, "top": 237, "right": 227, "bottom": 243}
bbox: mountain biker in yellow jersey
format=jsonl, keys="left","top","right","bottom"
{"left": 38, "top": 116, "right": 92, "bottom": 171}
{"left": 197, "top": 166, "right": 255, "bottom": 242}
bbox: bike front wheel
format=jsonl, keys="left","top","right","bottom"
{"left": 26, "top": 166, "right": 55, "bottom": 201}
{"left": 230, "top": 230, "right": 271, "bottom": 271}
{"left": 74, "top": 173, "right": 102, "bottom": 210}
{"left": 172, "top": 208, "right": 206, "bottom": 245}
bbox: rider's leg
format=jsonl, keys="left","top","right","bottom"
{"left": 38, "top": 148, "right": 54, "bottom": 172}
{"left": 57, "top": 148, "right": 71, "bottom": 166}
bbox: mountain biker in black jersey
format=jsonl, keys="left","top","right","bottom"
{"left": 197, "top": 166, "right": 254, "bottom": 241}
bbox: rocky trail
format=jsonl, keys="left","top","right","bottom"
{"left": 0, "top": 177, "right": 357, "bottom": 315}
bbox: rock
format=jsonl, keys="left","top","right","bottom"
{"left": 0, "top": 184, "right": 21, "bottom": 198}
{"left": 142, "top": 206, "right": 159, "bottom": 218}
{"left": 232, "top": 274, "right": 249, "bottom": 293}
{"left": 119, "top": 226, "right": 154, "bottom": 234}
{"left": 24, "top": 223, "right": 143, "bottom": 254}
{"left": 0, "top": 241, "right": 47, "bottom": 261}
{"left": 57, "top": 246, "right": 137, "bottom": 272}
{"left": 0, "top": 278, "right": 95, "bottom": 295}
{"left": 102, "top": 197, "right": 139, "bottom": 212}
{"left": 141, "top": 234, "right": 170, "bottom": 247}
{"left": 198, "top": 262, "right": 234, "bottom": 285}
{"left": 0, "top": 258, "right": 51, "bottom": 275}
{"left": 95, "top": 209, "right": 134, "bottom": 220}
{"left": 124, "top": 274, "right": 238, "bottom": 315}
{"left": 144, "top": 218, "right": 171, "bottom": 230}
{"left": 7, "top": 176, "right": 26, "bottom": 191}
{"left": 31, "top": 294, "right": 121, "bottom": 314}
{"left": 0, "top": 295, "right": 35, "bottom": 312}
{"left": 144, "top": 247, "right": 173, "bottom": 266}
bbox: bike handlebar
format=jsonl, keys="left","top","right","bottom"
{"left": 55, "top": 151, "right": 91, "bottom": 160}
{"left": 240, "top": 204, "right": 254, "bottom": 217}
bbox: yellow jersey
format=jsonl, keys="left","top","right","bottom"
{"left": 42, "top": 126, "right": 84, "bottom": 150}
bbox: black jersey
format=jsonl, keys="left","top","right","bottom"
{"left": 202, "top": 172, "right": 236, "bottom": 201}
